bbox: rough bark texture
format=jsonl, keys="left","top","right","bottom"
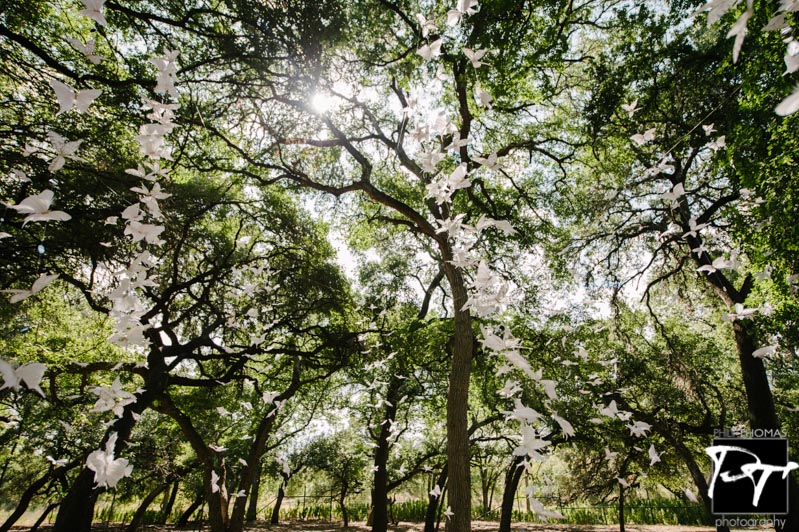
{"left": 442, "top": 258, "right": 473, "bottom": 532}
{"left": 206, "top": 464, "right": 230, "bottom": 532}
{"left": 691, "top": 259, "right": 799, "bottom": 531}
{"left": 730, "top": 319, "right": 799, "bottom": 532}
{"left": 52, "top": 351, "right": 168, "bottom": 532}
{"left": 340, "top": 492, "right": 349, "bottom": 528}
{"left": 733, "top": 320, "right": 779, "bottom": 430}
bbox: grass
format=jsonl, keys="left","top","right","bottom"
{"left": 3, "top": 495, "right": 707, "bottom": 528}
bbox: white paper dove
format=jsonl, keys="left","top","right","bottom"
{"left": 7, "top": 190, "right": 71, "bottom": 226}
{"left": 0, "top": 360, "right": 47, "bottom": 396}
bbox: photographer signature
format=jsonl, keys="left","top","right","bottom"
{"left": 706, "top": 445, "right": 798, "bottom": 507}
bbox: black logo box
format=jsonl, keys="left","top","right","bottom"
{"left": 711, "top": 438, "right": 790, "bottom": 515}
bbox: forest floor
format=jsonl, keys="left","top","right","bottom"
{"left": 12, "top": 521, "right": 752, "bottom": 532}
{"left": 230, "top": 521, "right": 726, "bottom": 532}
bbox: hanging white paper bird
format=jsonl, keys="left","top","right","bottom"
{"left": 2, "top": 273, "right": 59, "bottom": 303}
{"left": 0, "top": 359, "right": 47, "bottom": 396}
{"left": 46, "top": 131, "right": 82, "bottom": 172}
{"left": 78, "top": 0, "right": 108, "bottom": 27}
{"left": 417, "top": 39, "right": 442, "bottom": 60}
{"left": 6, "top": 190, "right": 71, "bottom": 226}
{"left": 49, "top": 79, "right": 101, "bottom": 116}
{"left": 67, "top": 38, "right": 103, "bottom": 64}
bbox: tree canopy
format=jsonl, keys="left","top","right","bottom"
{"left": 1, "top": 1, "right": 798, "bottom": 532}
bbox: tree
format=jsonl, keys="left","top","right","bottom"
{"left": 207, "top": 1, "right": 614, "bottom": 526}
{"left": 564, "top": 4, "right": 799, "bottom": 528}
{"left": 306, "top": 430, "right": 369, "bottom": 528}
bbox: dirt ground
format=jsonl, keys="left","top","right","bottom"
{"left": 17, "top": 521, "right": 739, "bottom": 532}
{"left": 233, "top": 522, "right": 721, "bottom": 532}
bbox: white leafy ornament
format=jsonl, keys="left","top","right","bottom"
{"left": 415, "top": 13, "right": 437, "bottom": 38}
{"left": 463, "top": 47, "right": 487, "bottom": 68}
{"left": 124, "top": 220, "right": 166, "bottom": 245}
{"left": 86, "top": 433, "right": 133, "bottom": 488}
{"left": 627, "top": 420, "right": 652, "bottom": 437}
{"left": 621, "top": 99, "right": 639, "bottom": 118}
{"left": 513, "top": 424, "right": 551, "bottom": 460}
{"left": 630, "top": 127, "right": 656, "bottom": 146}
{"left": 152, "top": 50, "right": 180, "bottom": 97}
{"left": 447, "top": 0, "right": 479, "bottom": 26}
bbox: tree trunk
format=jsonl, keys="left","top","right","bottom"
{"left": 733, "top": 320, "right": 779, "bottom": 430}
{"left": 667, "top": 434, "right": 730, "bottom": 532}
{"left": 480, "top": 469, "right": 489, "bottom": 514}
{"left": 30, "top": 501, "right": 60, "bottom": 532}
{"left": 340, "top": 493, "right": 349, "bottom": 528}
{"left": 226, "top": 415, "right": 274, "bottom": 531}
{"left": 424, "top": 466, "right": 447, "bottom": 532}
{"left": 51, "top": 468, "right": 100, "bottom": 532}
{"left": 206, "top": 466, "right": 229, "bottom": 532}
{"left": 436, "top": 483, "right": 448, "bottom": 532}
{"left": 228, "top": 360, "right": 302, "bottom": 532}
{"left": 52, "top": 357, "right": 167, "bottom": 532}
{"left": 618, "top": 486, "right": 625, "bottom": 532}
{"left": 159, "top": 479, "right": 179, "bottom": 524}
{"left": 177, "top": 491, "right": 204, "bottom": 526}
{"left": 731, "top": 320, "right": 799, "bottom": 532}
{"left": 371, "top": 376, "right": 400, "bottom": 532}
{"left": 270, "top": 480, "right": 286, "bottom": 524}
{"left": 442, "top": 259, "right": 473, "bottom": 532}
{"left": 245, "top": 461, "right": 261, "bottom": 522}
{"left": 125, "top": 482, "right": 170, "bottom": 532}
{"left": 0, "top": 463, "right": 74, "bottom": 532}
{"left": 697, "top": 267, "right": 799, "bottom": 532}
{"left": 388, "top": 497, "right": 395, "bottom": 525}
{"left": 498, "top": 456, "right": 525, "bottom": 532}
